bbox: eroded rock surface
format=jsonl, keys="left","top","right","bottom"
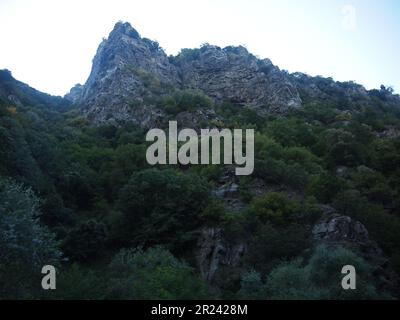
{"left": 68, "top": 22, "right": 302, "bottom": 126}
{"left": 197, "top": 228, "right": 246, "bottom": 283}
{"left": 313, "top": 211, "right": 399, "bottom": 294}
{"left": 175, "top": 45, "right": 302, "bottom": 113}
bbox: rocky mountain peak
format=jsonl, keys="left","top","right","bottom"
{"left": 110, "top": 21, "right": 141, "bottom": 40}
{"left": 68, "top": 21, "right": 180, "bottom": 125}
{"left": 68, "top": 22, "right": 303, "bottom": 125}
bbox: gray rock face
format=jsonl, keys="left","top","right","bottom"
{"left": 75, "top": 22, "right": 180, "bottom": 126}
{"left": 65, "top": 84, "right": 83, "bottom": 103}
{"left": 378, "top": 126, "right": 400, "bottom": 139}
{"left": 313, "top": 212, "right": 399, "bottom": 294}
{"left": 312, "top": 211, "right": 385, "bottom": 266}
{"left": 176, "top": 45, "right": 302, "bottom": 113}
{"left": 290, "top": 72, "right": 371, "bottom": 107}
{"left": 6, "top": 94, "right": 23, "bottom": 108}
{"left": 70, "top": 22, "right": 302, "bottom": 126}
{"left": 197, "top": 227, "right": 246, "bottom": 283}
{"left": 313, "top": 214, "right": 372, "bottom": 244}
{"left": 65, "top": 22, "right": 400, "bottom": 126}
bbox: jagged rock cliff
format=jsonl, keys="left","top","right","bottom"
{"left": 68, "top": 21, "right": 400, "bottom": 127}
{"left": 173, "top": 45, "right": 301, "bottom": 113}
{"left": 67, "top": 22, "right": 179, "bottom": 126}
{"left": 67, "top": 21, "right": 302, "bottom": 126}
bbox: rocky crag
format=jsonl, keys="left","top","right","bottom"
{"left": 66, "top": 21, "right": 302, "bottom": 126}
{"left": 67, "top": 21, "right": 400, "bottom": 128}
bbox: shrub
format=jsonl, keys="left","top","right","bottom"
{"left": 116, "top": 169, "right": 210, "bottom": 250}
{"left": 107, "top": 247, "right": 208, "bottom": 299}
{"left": 0, "top": 179, "right": 61, "bottom": 299}
{"left": 162, "top": 90, "right": 213, "bottom": 115}
{"left": 248, "top": 192, "right": 299, "bottom": 225}
{"left": 264, "top": 245, "right": 386, "bottom": 300}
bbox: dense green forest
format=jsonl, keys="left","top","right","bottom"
{"left": 1, "top": 69, "right": 400, "bottom": 299}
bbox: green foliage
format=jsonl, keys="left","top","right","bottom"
{"left": 116, "top": 169, "right": 210, "bottom": 250}
{"left": 249, "top": 192, "right": 299, "bottom": 225}
{"left": 0, "top": 179, "right": 61, "bottom": 299}
{"left": 265, "top": 259, "right": 326, "bottom": 300}
{"left": 246, "top": 223, "right": 310, "bottom": 275}
{"left": 171, "top": 48, "right": 201, "bottom": 63}
{"left": 265, "top": 118, "right": 317, "bottom": 147}
{"left": 319, "top": 128, "right": 367, "bottom": 167}
{"left": 51, "top": 264, "right": 107, "bottom": 300}
{"left": 306, "top": 173, "right": 348, "bottom": 204}
{"left": 350, "top": 166, "right": 394, "bottom": 205}
{"left": 199, "top": 198, "right": 226, "bottom": 225}
{"left": 161, "top": 89, "right": 213, "bottom": 115}
{"left": 2, "top": 64, "right": 400, "bottom": 300}
{"left": 216, "top": 102, "right": 267, "bottom": 130}
{"left": 333, "top": 189, "right": 400, "bottom": 259}
{"left": 264, "top": 245, "right": 386, "bottom": 300}
{"left": 237, "top": 270, "right": 266, "bottom": 299}
{"left": 107, "top": 247, "right": 209, "bottom": 299}
{"left": 296, "top": 101, "right": 339, "bottom": 124}
{"left": 62, "top": 220, "right": 108, "bottom": 263}
{"left": 253, "top": 133, "right": 322, "bottom": 190}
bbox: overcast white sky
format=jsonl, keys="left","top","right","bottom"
{"left": 0, "top": 0, "right": 399, "bottom": 96}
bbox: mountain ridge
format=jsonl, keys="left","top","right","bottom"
{"left": 65, "top": 21, "right": 301, "bottom": 125}
{"left": 63, "top": 21, "right": 399, "bottom": 127}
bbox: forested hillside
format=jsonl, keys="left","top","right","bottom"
{"left": 1, "top": 23, "right": 400, "bottom": 300}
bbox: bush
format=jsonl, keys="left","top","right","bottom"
{"left": 107, "top": 247, "right": 209, "bottom": 299}
{"left": 62, "top": 220, "right": 108, "bottom": 263}
{"left": 237, "top": 270, "right": 266, "bottom": 299}
{"left": 162, "top": 90, "right": 213, "bottom": 115}
{"left": 246, "top": 223, "right": 309, "bottom": 275}
{"left": 116, "top": 169, "right": 210, "bottom": 250}
{"left": 248, "top": 192, "right": 299, "bottom": 225}
{"left": 51, "top": 264, "right": 107, "bottom": 300}
{"left": 0, "top": 179, "right": 61, "bottom": 299}
{"left": 265, "top": 259, "right": 326, "bottom": 300}
{"left": 264, "top": 245, "right": 387, "bottom": 300}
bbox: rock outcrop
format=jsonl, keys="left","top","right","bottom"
{"left": 68, "top": 21, "right": 302, "bottom": 126}
{"left": 313, "top": 214, "right": 369, "bottom": 243}
{"left": 313, "top": 211, "right": 399, "bottom": 295}
{"left": 197, "top": 228, "right": 246, "bottom": 283}
{"left": 71, "top": 22, "right": 179, "bottom": 126}
{"left": 290, "top": 72, "right": 400, "bottom": 114}
{"left": 175, "top": 45, "right": 302, "bottom": 113}
{"left": 291, "top": 72, "right": 370, "bottom": 103}
{"left": 312, "top": 213, "right": 383, "bottom": 258}
{"left": 65, "top": 84, "right": 83, "bottom": 104}
{"left": 61, "top": 21, "right": 399, "bottom": 127}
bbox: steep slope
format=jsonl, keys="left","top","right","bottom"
{"left": 69, "top": 21, "right": 400, "bottom": 129}
{"left": 0, "top": 69, "right": 69, "bottom": 110}
{"left": 0, "top": 69, "right": 70, "bottom": 194}
{"left": 173, "top": 44, "right": 301, "bottom": 113}
{"left": 2, "top": 38, "right": 400, "bottom": 299}
{"left": 67, "top": 22, "right": 179, "bottom": 126}
{"left": 291, "top": 72, "right": 400, "bottom": 113}
{"left": 67, "top": 21, "right": 302, "bottom": 126}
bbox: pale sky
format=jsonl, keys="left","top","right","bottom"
{"left": 0, "top": 0, "right": 399, "bottom": 96}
